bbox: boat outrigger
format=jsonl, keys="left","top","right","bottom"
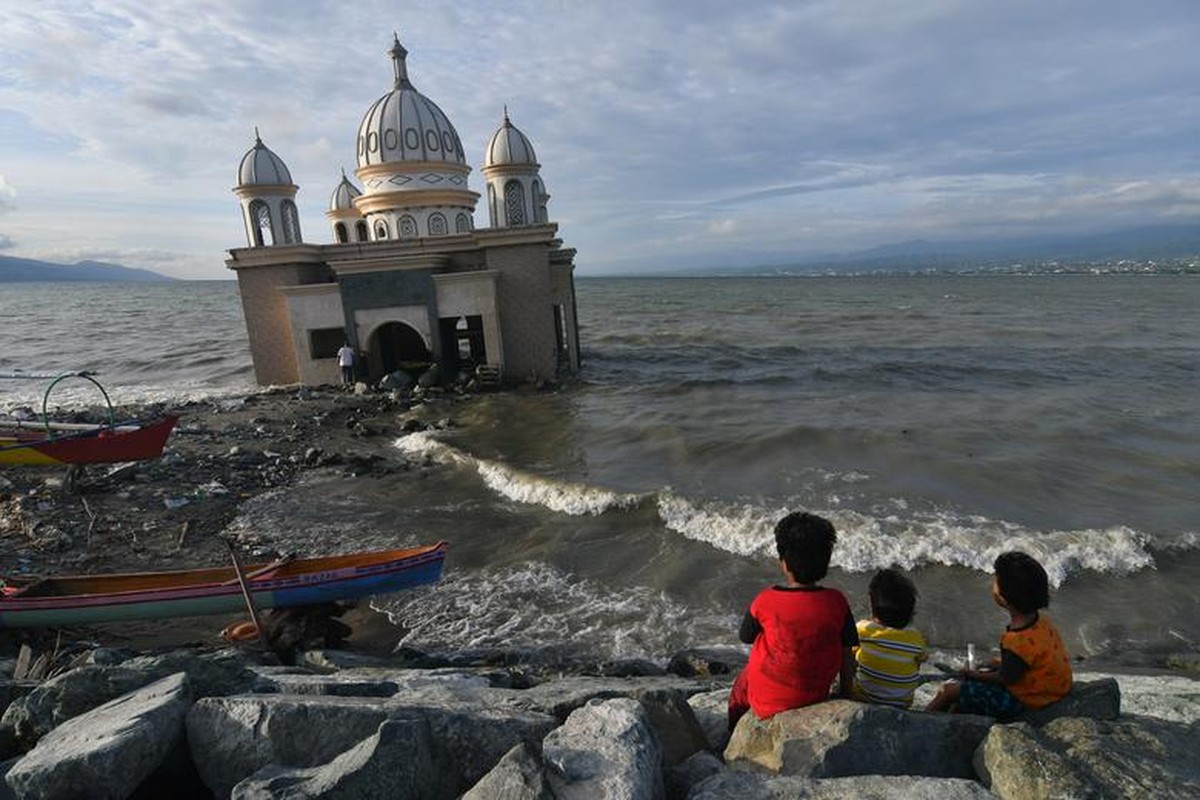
{"left": 0, "top": 371, "right": 176, "bottom": 466}
{"left": 0, "top": 542, "right": 448, "bottom": 628}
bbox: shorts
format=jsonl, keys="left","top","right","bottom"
{"left": 958, "top": 679, "right": 1024, "bottom": 720}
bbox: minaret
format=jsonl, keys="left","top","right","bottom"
{"left": 482, "top": 109, "right": 548, "bottom": 228}
{"left": 326, "top": 169, "right": 366, "bottom": 243}
{"left": 233, "top": 130, "right": 302, "bottom": 247}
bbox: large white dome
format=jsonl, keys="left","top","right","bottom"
{"left": 237, "top": 132, "right": 293, "bottom": 186}
{"left": 485, "top": 112, "right": 538, "bottom": 168}
{"left": 356, "top": 36, "right": 465, "bottom": 168}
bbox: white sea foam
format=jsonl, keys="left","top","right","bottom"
{"left": 378, "top": 560, "right": 736, "bottom": 660}
{"left": 654, "top": 494, "right": 1170, "bottom": 586}
{"left": 395, "top": 433, "right": 645, "bottom": 515}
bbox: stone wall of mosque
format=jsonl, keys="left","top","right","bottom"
{"left": 234, "top": 262, "right": 328, "bottom": 386}
{"left": 484, "top": 242, "right": 560, "bottom": 382}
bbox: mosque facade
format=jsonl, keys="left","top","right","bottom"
{"left": 227, "top": 35, "right": 580, "bottom": 388}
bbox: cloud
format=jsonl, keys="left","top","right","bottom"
{"left": 1, "top": 1, "right": 1199, "bottom": 277}
{"left": 0, "top": 234, "right": 15, "bottom": 250}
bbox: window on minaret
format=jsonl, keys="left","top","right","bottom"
{"left": 533, "top": 181, "right": 548, "bottom": 223}
{"left": 356, "top": 221, "right": 368, "bottom": 242}
{"left": 281, "top": 200, "right": 301, "bottom": 244}
{"left": 456, "top": 213, "right": 471, "bottom": 233}
{"left": 504, "top": 180, "right": 526, "bottom": 226}
{"left": 251, "top": 201, "right": 274, "bottom": 246}
{"left": 429, "top": 213, "right": 447, "bottom": 236}
{"left": 399, "top": 215, "right": 418, "bottom": 238}
{"left": 375, "top": 221, "right": 389, "bottom": 240}
{"left": 335, "top": 223, "right": 348, "bottom": 243}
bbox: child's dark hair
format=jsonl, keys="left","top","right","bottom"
{"left": 774, "top": 512, "right": 836, "bottom": 584}
{"left": 868, "top": 568, "right": 918, "bottom": 628}
{"left": 994, "top": 551, "right": 1050, "bottom": 614}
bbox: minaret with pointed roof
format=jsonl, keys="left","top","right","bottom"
{"left": 233, "top": 130, "right": 302, "bottom": 247}
{"left": 483, "top": 109, "right": 548, "bottom": 228}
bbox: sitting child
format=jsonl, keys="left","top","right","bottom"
{"left": 728, "top": 511, "right": 858, "bottom": 730}
{"left": 853, "top": 568, "right": 927, "bottom": 708}
{"left": 926, "top": 551, "right": 1073, "bottom": 719}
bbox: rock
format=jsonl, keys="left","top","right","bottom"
{"left": 543, "top": 697, "right": 664, "bottom": 800}
{"left": 976, "top": 715, "right": 1200, "bottom": 799}
{"left": 496, "top": 675, "right": 708, "bottom": 722}
{"left": 417, "top": 365, "right": 441, "bottom": 388}
{"left": 1016, "top": 678, "right": 1120, "bottom": 727}
{"left": 1165, "top": 652, "right": 1200, "bottom": 675}
{"left": 724, "top": 700, "right": 993, "bottom": 779}
{"left": 598, "top": 659, "right": 667, "bottom": 678}
{"left": 230, "top": 718, "right": 436, "bottom": 800}
{"left": 689, "top": 771, "right": 998, "bottom": 799}
{"left": 972, "top": 722, "right": 1092, "bottom": 800}
{"left": 187, "top": 691, "right": 557, "bottom": 799}
{"left": 665, "top": 648, "right": 747, "bottom": 678}
{"left": 0, "top": 647, "right": 254, "bottom": 751}
{"left": 636, "top": 688, "right": 712, "bottom": 767}
{"left": 461, "top": 741, "right": 553, "bottom": 800}
{"left": 378, "top": 371, "right": 414, "bottom": 392}
{"left": 687, "top": 689, "right": 733, "bottom": 753}
{"left": 664, "top": 751, "right": 723, "bottom": 800}
{"left": 4, "top": 673, "right": 191, "bottom": 800}
{"left": 250, "top": 672, "right": 399, "bottom": 698}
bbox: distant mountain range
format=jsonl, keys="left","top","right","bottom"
{"left": 0, "top": 255, "right": 174, "bottom": 282}
{"left": 692, "top": 223, "right": 1200, "bottom": 276}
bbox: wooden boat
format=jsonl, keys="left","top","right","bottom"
{"left": 0, "top": 415, "right": 178, "bottom": 466}
{"left": 0, "top": 542, "right": 447, "bottom": 628}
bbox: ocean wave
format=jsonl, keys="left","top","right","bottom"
{"left": 378, "top": 560, "right": 736, "bottom": 660}
{"left": 394, "top": 432, "right": 646, "bottom": 515}
{"left": 394, "top": 437, "right": 1193, "bottom": 586}
{"left": 655, "top": 493, "right": 1167, "bottom": 587}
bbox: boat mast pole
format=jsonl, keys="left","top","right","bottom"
{"left": 224, "top": 540, "right": 274, "bottom": 654}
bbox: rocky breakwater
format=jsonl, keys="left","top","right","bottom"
{"left": 0, "top": 645, "right": 1197, "bottom": 799}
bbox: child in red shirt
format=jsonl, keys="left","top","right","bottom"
{"left": 728, "top": 512, "right": 858, "bottom": 730}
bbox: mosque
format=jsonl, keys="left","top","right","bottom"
{"left": 227, "top": 34, "right": 580, "bottom": 388}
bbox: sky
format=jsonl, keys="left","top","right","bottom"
{"left": 1, "top": 1, "right": 1198, "bottom": 279}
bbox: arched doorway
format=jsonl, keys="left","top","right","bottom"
{"left": 368, "top": 321, "right": 431, "bottom": 379}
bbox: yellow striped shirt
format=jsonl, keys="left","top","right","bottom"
{"left": 853, "top": 619, "right": 928, "bottom": 708}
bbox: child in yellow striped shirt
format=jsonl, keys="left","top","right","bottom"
{"left": 853, "top": 568, "right": 927, "bottom": 708}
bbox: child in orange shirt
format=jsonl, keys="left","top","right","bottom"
{"left": 926, "top": 551, "right": 1072, "bottom": 719}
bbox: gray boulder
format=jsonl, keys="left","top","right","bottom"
{"left": 495, "top": 675, "right": 708, "bottom": 722}
{"left": 188, "top": 691, "right": 557, "bottom": 799}
{"left": 637, "top": 688, "right": 711, "bottom": 767}
{"left": 231, "top": 718, "right": 436, "bottom": 799}
{"left": 1, "top": 647, "right": 258, "bottom": 750}
{"left": 724, "top": 700, "right": 993, "bottom": 778}
{"left": 1015, "top": 678, "right": 1120, "bottom": 726}
{"left": 461, "top": 741, "right": 553, "bottom": 800}
{"left": 975, "top": 715, "right": 1200, "bottom": 799}
{"left": 4, "top": 672, "right": 191, "bottom": 800}
{"left": 543, "top": 697, "right": 664, "bottom": 800}
{"left": 689, "top": 771, "right": 997, "bottom": 799}
{"left": 188, "top": 695, "right": 391, "bottom": 798}
{"left": 687, "top": 689, "right": 732, "bottom": 753}
{"left": 665, "top": 648, "right": 746, "bottom": 678}
{"left": 664, "top": 751, "right": 723, "bottom": 800}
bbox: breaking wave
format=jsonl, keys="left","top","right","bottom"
{"left": 393, "top": 432, "right": 1193, "bottom": 587}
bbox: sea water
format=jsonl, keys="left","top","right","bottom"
{"left": 2, "top": 275, "right": 1198, "bottom": 669}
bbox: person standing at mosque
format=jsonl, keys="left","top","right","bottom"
{"left": 337, "top": 342, "right": 356, "bottom": 386}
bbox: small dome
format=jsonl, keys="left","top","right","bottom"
{"left": 485, "top": 111, "right": 538, "bottom": 168}
{"left": 329, "top": 172, "right": 362, "bottom": 212}
{"left": 237, "top": 131, "right": 293, "bottom": 186}
{"left": 356, "top": 35, "right": 465, "bottom": 168}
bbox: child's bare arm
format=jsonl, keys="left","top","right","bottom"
{"left": 837, "top": 647, "right": 856, "bottom": 698}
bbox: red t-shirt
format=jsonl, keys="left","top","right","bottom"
{"left": 744, "top": 585, "right": 854, "bottom": 718}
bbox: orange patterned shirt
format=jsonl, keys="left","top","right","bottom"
{"left": 1001, "top": 613, "right": 1073, "bottom": 708}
